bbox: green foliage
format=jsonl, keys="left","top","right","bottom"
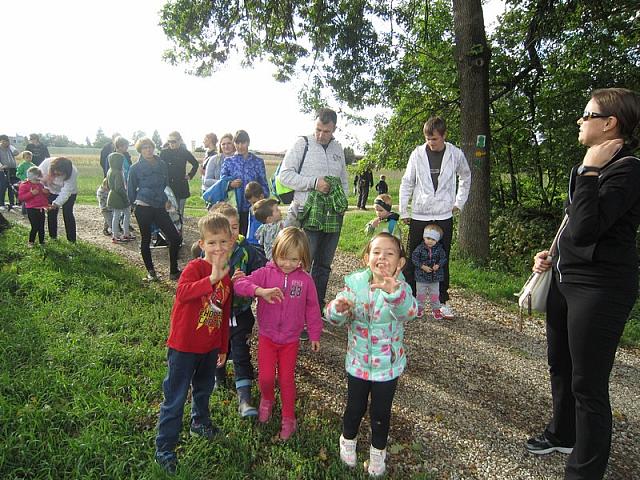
{"left": 92, "top": 128, "right": 111, "bottom": 149}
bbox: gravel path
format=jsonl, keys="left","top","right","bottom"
{"left": 10, "top": 206, "right": 640, "bottom": 479}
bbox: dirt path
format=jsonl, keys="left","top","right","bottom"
{"left": 10, "top": 206, "right": 640, "bottom": 479}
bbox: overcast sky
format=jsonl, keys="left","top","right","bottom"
{"left": 2, "top": 0, "right": 505, "bottom": 152}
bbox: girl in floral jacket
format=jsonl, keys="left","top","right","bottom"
{"left": 325, "top": 232, "right": 418, "bottom": 477}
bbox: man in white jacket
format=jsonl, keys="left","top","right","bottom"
{"left": 399, "top": 116, "right": 471, "bottom": 319}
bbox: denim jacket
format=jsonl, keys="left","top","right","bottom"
{"left": 127, "top": 156, "right": 168, "bottom": 208}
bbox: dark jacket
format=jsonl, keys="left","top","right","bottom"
{"left": 229, "top": 236, "right": 267, "bottom": 314}
{"left": 25, "top": 143, "right": 50, "bottom": 166}
{"left": 354, "top": 170, "right": 374, "bottom": 189}
{"left": 127, "top": 156, "right": 169, "bottom": 208}
{"left": 106, "top": 153, "right": 129, "bottom": 209}
{"left": 412, "top": 241, "right": 448, "bottom": 283}
{"left": 159, "top": 146, "right": 199, "bottom": 200}
{"left": 375, "top": 180, "right": 389, "bottom": 194}
{"left": 555, "top": 148, "right": 640, "bottom": 290}
{"left": 100, "top": 143, "right": 114, "bottom": 177}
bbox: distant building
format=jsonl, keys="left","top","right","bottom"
{"left": 9, "top": 135, "right": 26, "bottom": 148}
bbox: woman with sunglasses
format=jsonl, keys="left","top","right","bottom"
{"left": 159, "top": 131, "right": 199, "bottom": 219}
{"left": 526, "top": 88, "right": 640, "bottom": 479}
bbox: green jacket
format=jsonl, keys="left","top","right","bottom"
{"left": 106, "top": 153, "right": 129, "bottom": 209}
{"left": 325, "top": 268, "right": 417, "bottom": 381}
{"left": 299, "top": 176, "right": 348, "bottom": 232}
{"left": 16, "top": 161, "right": 35, "bottom": 181}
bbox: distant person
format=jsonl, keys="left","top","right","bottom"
{"left": 254, "top": 198, "right": 284, "bottom": 261}
{"left": 25, "top": 134, "right": 50, "bottom": 167}
{"left": 160, "top": 131, "right": 199, "bottom": 219}
{"left": 364, "top": 193, "right": 403, "bottom": 240}
{"left": 128, "top": 137, "right": 182, "bottom": 281}
{"left": 354, "top": 168, "right": 373, "bottom": 209}
{"left": 325, "top": 232, "right": 418, "bottom": 477}
{"left": 0, "top": 134, "right": 19, "bottom": 211}
{"left": 202, "top": 133, "right": 236, "bottom": 193}
{"left": 375, "top": 174, "right": 388, "bottom": 195}
{"left": 17, "top": 166, "right": 49, "bottom": 247}
{"left": 412, "top": 224, "right": 448, "bottom": 320}
{"left": 96, "top": 178, "right": 113, "bottom": 236}
{"left": 113, "top": 137, "right": 132, "bottom": 180}
{"left": 40, "top": 156, "right": 79, "bottom": 242}
{"left": 106, "top": 152, "right": 132, "bottom": 243}
{"left": 244, "top": 180, "right": 265, "bottom": 251}
{"left": 220, "top": 130, "right": 269, "bottom": 236}
{"left": 399, "top": 115, "right": 471, "bottom": 320}
{"left": 154, "top": 214, "right": 233, "bottom": 475}
{"left": 233, "top": 227, "right": 322, "bottom": 441}
{"left": 100, "top": 133, "right": 120, "bottom": 177}
{"left": 277, "top": 107, "right": 349, "bottom": 321}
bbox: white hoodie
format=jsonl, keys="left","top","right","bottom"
{"left": 399, "top": 142, "right": 471, "bottom": 221}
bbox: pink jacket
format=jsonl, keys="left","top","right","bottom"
{"left": 18, "top": 181, "right": 49, "bottom": 209}
{"left": 233, "top": 262, "right": 323, "bottom": 344}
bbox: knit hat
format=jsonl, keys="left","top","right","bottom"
{"left": 423, "top": 227, "right": 441, "bottom": 242}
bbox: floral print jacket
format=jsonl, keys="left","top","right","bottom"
{"left": 325, "top": 268, "right": 418, "bottom": 382}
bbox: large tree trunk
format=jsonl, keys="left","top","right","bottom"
{"left": 452, "top": 0, "right": 491, "bottom": 263}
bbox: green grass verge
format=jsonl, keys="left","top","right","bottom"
{"left": 1, "top": 226, "right": 413, "bottom": 479}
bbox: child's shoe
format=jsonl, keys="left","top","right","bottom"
{"left": 27, "top": 242, "right": 35, "bottom": 248}
{"left": 279, "top": 417, "right": 297, "bottom": 440}
{"left": 155, "top": 451, "right": 178, "bottom": 475}
{"left": 432, "top": 308, "right": 443, "bottom": 320}
{"left": 364, "top": 445, "right": 386, "bottom": 477}
{"left": 258, "top": 399, "right": 273, "bottom": 423}
{"left": 189, "top": 422, "right": 219, "bottom": 440}
{"left": 122, "top": 234, "right": 136, "bottom": 241}
{"left": 339, "top": 434, "right": 357, "bottom": 467}
{"left": 112, "top": 236, "right": 126, "bottom": 244}
{"left": 417, "top": 308, "right": 424, "bottom": 318}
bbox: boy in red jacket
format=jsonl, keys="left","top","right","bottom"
{"left": 155, "top": 214, "right": 234, "bottom": 474}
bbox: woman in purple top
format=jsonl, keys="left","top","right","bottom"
{"left": 220, "top": 130, "right": 269, "bottom": 236}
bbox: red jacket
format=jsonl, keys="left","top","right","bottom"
{"left": 167, "top": 258, "right": 231, "bottom": 354}
{"left": 18, "top": 181, "right": 49, "bottom": 209}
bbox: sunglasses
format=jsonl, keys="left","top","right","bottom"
{"left": 581, "top": 111, "right": 610, "bottom": 121}
{"left": 168, "top": 140, "right": 178, "bottom": 144}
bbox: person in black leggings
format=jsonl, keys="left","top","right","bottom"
{"left": 128, "top": 137, "right": 182, "bottom": 281}
{"left": 527, "top": 88, "right": 640, "bottom": 480}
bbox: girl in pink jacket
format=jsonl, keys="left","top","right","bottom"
{"left": 17, "top": 167, "right": 50, "bottom": 247}
{"left": 233, "top": 226, "right": 322, "bottom": 440}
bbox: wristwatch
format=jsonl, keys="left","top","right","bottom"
{"left": 577, "top": 164, "right": 601, "bottom": 176}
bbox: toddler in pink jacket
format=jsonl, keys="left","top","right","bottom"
{"left": 18, "top": 167, "right": 50, "bottom": 246}
{"left": 233, "top": 226, "right": 322, "bottom": 440}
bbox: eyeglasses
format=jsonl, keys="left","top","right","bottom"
{"left": 581, "top": 111, "right": 610, "bottom": 121}
{"left": 168, "top": 140, "right": 178, "bottom": 144}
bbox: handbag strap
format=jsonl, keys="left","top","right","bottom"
{"left": 548, "top": 214, "right": 568, "bottom": 257}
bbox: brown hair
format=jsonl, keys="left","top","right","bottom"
{"left": 591, "top": 88, "right": 640, "bottom": 149}
{"left": 271, "top": 227, "right": 311, "bottom": 271}
{"left": 197, "top": 213, "right": 232, "bottom": 240}
{"left": 50, "top": 157, "right": 73, "bottom": 180}
{"left": 316, "top": 107, "right": 338, "bottom": 125}
{"left": 204, "top": 133, "right": 218, "bottom": 147}
{"left": 361, "top": 232, "right": 406, "bottom": 263}
{"left": 423, "top": 116, "right": 447, "bottom": 136}
{"left": 135, "top": 137, "right": 155, "bottom": 153}
{"left": 244, "top": 181, "right": 264, "bottom": 201}
{"left": 218, "top": 133, "right": 234, "bottom": 153}
{"left": 114, "top": 136, "right": 129, "bottom": 150}
{"left": 209, "top": 201, "right": 239, "bottom": 220}
{"left": 374, "top": 193, "right": 393, "bottom": 206}
{"left": 253, "top": 198, "right": 279, "bottom": 223}
{"left": 234, "top": 130, "right": 250, "bottom": 144}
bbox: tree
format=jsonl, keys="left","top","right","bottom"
{"left": 93, "top": 128, "right": 111, "bottom": 148}
{"left": 152, "top": 130, "right": 163, "bottom": 149}
{"left": 131, "top": 130, "right": 147, "bottom": 143}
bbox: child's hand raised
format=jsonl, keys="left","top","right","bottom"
{"left": 334, "top": 297, "right": 354, "bottom": 314}
{"left": 371, "top": 266, "right": 402, "bottom": 294}
{"left": 255, "top": 287, "right": 284, "bottom": 304}
{"left": 231, "top": 268, "right": 245, "bottom": 283}
{"left": 209, "top": 253, "right": 230, "bottom": 284}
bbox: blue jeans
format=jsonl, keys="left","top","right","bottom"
{"left": 305, "top": 220, "right": 342, "bottom": 311}
{"left": 215, "top": 308, "right": 255, "bottom": 391}
{"left": 155, "top": 347, "right": 219, "bottom": 455}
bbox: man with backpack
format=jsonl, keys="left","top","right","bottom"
{"left": 277, "top": 108, "right": 349, "bottom": 325}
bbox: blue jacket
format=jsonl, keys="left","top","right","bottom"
{"left": 220, "top": 153, "right": 269, "bottom": 212}
{"left": 412, "top": 242, "right": 448, "bottom": 283}
{"left": 229, "top": 236, "right": 267, "bottom": 314}
{"left": 202, "top": 175, "right": 242, "bottom": 206}
{"left": 127, "top": 156, "right": 168, "bottom": 208}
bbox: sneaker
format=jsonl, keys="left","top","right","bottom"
{"left": 440, "top": 304, "right": 455, "bottom": 319}
{"left": 122, "top": 234, "right": 136, "bottom": 241}
{"left": 145, "top": 270, "right": 159, "bottom": 282}
{"left": 339, "top": 434, "right": 357, "bottom": 467}
{"left": 190, "top": 422, "right": 219, "bottom": 440}
{"left": 102, "top": 227, "right": 111, "bottom": 236}
{"left": 364, "top": 445, "right": 386, "bottom": 477}
{"left": 258, "top": 399, "right": 273, "bottom": 423}
{"left": 27, "top": 242, "right": 35, "bottom": 248}
{"left": 417, "top": 309, "right": 424, "bottom": 318}
{"left": 155, "top": 451, "right": 177, "bottom": 475}
{"left": 299, "top": 329, "right": 309, "bottom": 341}
{"left": 112, "top": 237, "right": 126, "bottom": 244}
{"left": 0, "top": 205, "right": 6, "bottom": 211}
{"left": 169, "top": 270, "right": 182, "bottom": 281}
{"left": 279, "top": 417, "right": 297, "bottom": 440}
{"left": 525, "top": 434, "right": 573, "bottom": 455}
{"left": 432, "top": 309, "right": 443, "bottom": 320}
{"left": 238, "top": 400, "right": 258, "bottom": 418}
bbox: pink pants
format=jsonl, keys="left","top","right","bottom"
{"left": 258, "top": 335, "right": 300, "bottom": 419}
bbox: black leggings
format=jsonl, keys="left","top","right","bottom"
{"left": 134, "top": 205, "right": 180, "bottom": 274}
{"left": 47, "top": 193, "right": 77, "bottom": 242}
{"left": 343, "top": 374, "right": 398, "bottom": 450}
{"left": 27, "top": 208, "right": 46, "bottom": 244}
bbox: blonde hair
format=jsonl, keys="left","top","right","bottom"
{"left": 271, "top": 227, "right": 311, "bottom": 271}
{"left": 361, "top": 232, "right": 406, "bottom": 264}
{"left": 218, "top": 133, "right": 234, "bottom": 153}
{"left": 22, "top": 151, "right": 33, "bottom": 160}
{"left": 209, "top": 201, "right": 239, "bottom": 220}
{"left": 375, "top": 193, "right": 393, "bottom": 205}
{"left": 198, "top": 213, "right": 232, "bottom": 240}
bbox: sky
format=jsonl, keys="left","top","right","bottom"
{"left": 2, "top": 0, "right": 505, "bottom": 153}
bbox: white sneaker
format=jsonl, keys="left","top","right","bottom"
{"left": 365, "top": 445, "right": 386, "bottom": 477}
{"left": 339, "top": 434, "right": 357, "bottom": 467}
{"left": 440, "top": 304, "right": 455, "bottom": 319}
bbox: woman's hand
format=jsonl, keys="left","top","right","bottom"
{"left": 582, "top": 139, "right": 623, "bottom": 168}
{"left": 229, "top": 179, "right": 242, "bottom": 189}
{"left": 255, "top": 287, "right": 284, "bottom": 304}
{"left": 533, "top": 250, "right": 552, "bottom": 274}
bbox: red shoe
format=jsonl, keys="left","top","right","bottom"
{"left": 258, "top": 399, "right": 273, "bottom": 423}
{"left": 279, "top": 417, "right": 297, "bottom": 440}
{"left": 432, "top": 309, "right": 443, "bottom": 320}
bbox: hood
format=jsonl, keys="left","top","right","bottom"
{"left": 108, "top": 152, "right": 124, "bottom": 170}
